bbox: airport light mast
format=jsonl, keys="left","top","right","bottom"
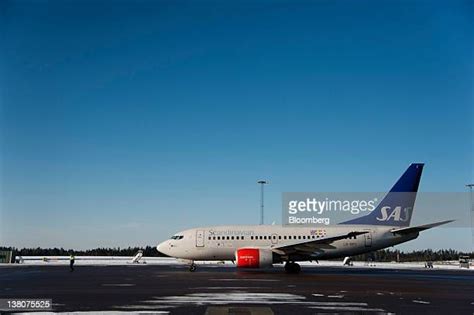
{"left": 466, "top": 184, "right": 474, "bottom": 249}
{"left": 257, "top": 180, "right": 268, "bottom": 225}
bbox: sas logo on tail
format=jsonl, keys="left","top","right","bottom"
{"left": 376, "top": 206, "right": 411, "bottom": 222}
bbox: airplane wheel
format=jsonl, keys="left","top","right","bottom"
{"left": 293, "top": 263, "right": 301, "bottom": 274}
{"left": 285, "top": 262, "right": 301, "bottom": 274}
{"left": 189, "top": 264, "right": 197, "bottom": 272}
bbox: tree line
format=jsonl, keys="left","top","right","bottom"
{"left": 351, "top": 248, "right": 473, "bottom": 262}
{"left": 1, "top": 246, "right": 472, "bottom": 261}
{"left": 0, "top": 246, "right": 166, "bottom": 257}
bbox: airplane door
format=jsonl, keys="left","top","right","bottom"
{"left": 196, "top": 230, "right": 205, "bottom": 247}
{"left": 364, "top": 232, "right": 372, "bottom": 247}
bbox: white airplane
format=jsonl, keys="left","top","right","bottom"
{"left": 157, "top": 163, "right": 453, "bottom": 273}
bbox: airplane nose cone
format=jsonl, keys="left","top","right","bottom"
{"left": 157, "top": 241, "right": 170, "bottom": 257}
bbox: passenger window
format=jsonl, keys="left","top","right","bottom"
{"left": 278, "top": 236, "right": 281, "bottom": 240}
{"left": 227, "top": 236, "right": 230, "bottom": 240}
{"left": 231, "top": 236, "right": 234, "bottom": 240}
{"left": 303, "top": 236, "right": 306, "bottom": 239}
{"left": 250, "top": 236, "right": 254, "bottom": 240}
{"left": 298, "top": 236, "right": 301, "bottom": 239}
{"left": 213, "top": 236, "right": 216, "bottom": 240}
{"left": 242, "top": 236, "right": 245, "bottom": 240}
{"left": 264, "top": 236, "right": 267, "bottom": 240}
{"left": 284, "top": 236, "right": 287, "bottom": 240}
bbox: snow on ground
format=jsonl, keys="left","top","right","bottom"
{"left": 1, "top": 256, "right": 472, "bottom": 271}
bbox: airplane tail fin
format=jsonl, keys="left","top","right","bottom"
{"left": 340, "top": 163, "right": 424, "bottom": 227}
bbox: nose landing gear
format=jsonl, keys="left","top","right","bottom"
{"left": 284, "top": 262, "right": 301, "bottom": 274}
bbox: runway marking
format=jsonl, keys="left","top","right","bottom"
{"left": 102, "top": 283, "right": 136, "bottom": 287}
{"left": 412, "top": 300, "right": 430, "bottom": 304}
{"left": 312, "top": 293, "right": 325, "bottom": 297}
{"left": 327, "top": 295, "right": 344, "bottom": 298}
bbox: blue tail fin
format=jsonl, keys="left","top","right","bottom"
{"left": 340, "top": 163, "right": 424, "bottom": 227}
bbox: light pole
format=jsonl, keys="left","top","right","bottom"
{"left": 257, "top": 180, "right": 268, "bottom": 225}
{"left": 466, "top": 184, "right": 474, "bottom": 249}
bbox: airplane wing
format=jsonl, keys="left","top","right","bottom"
{"left": 270, "top": 231, "right": 369, "bottom": 256}
{"left": 390, "top": 220, "right": 454, "bottom": 234}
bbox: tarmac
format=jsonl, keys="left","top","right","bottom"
{"left": 1, "top": 264, "right": 474, "bottom": 314}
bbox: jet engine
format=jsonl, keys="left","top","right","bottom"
{"left": 235, "top": 248, "right": 280, "bottom": 268}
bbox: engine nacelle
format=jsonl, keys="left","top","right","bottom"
{"left": 235, "top": 248, "right": 279, "bottom": 268}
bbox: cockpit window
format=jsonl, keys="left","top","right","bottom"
{"left": 170, "top": 235, "right": 184, "bottom": 240}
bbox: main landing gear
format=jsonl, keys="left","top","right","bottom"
{"left": 189, "top": 263, "right": 197, "bottom": 272}
{"left": 284, "top": 262, "right": 301, "bottom": 274}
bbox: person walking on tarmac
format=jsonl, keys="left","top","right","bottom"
{"left": 69, "top": 253, "right": 75, "bottom": 272}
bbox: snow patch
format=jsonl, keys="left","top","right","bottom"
{"left": 309, "top": 306, "right": 385, "bottom": 312}
{"left": 412, "top": 300, "right": 430, "bottom": 304}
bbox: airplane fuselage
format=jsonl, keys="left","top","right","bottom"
{"left": 157, "top": 224, "right": 418, "bottom": 262}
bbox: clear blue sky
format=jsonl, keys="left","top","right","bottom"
{"left": 1, "top": 0, "right": 473, "bottom": 250}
